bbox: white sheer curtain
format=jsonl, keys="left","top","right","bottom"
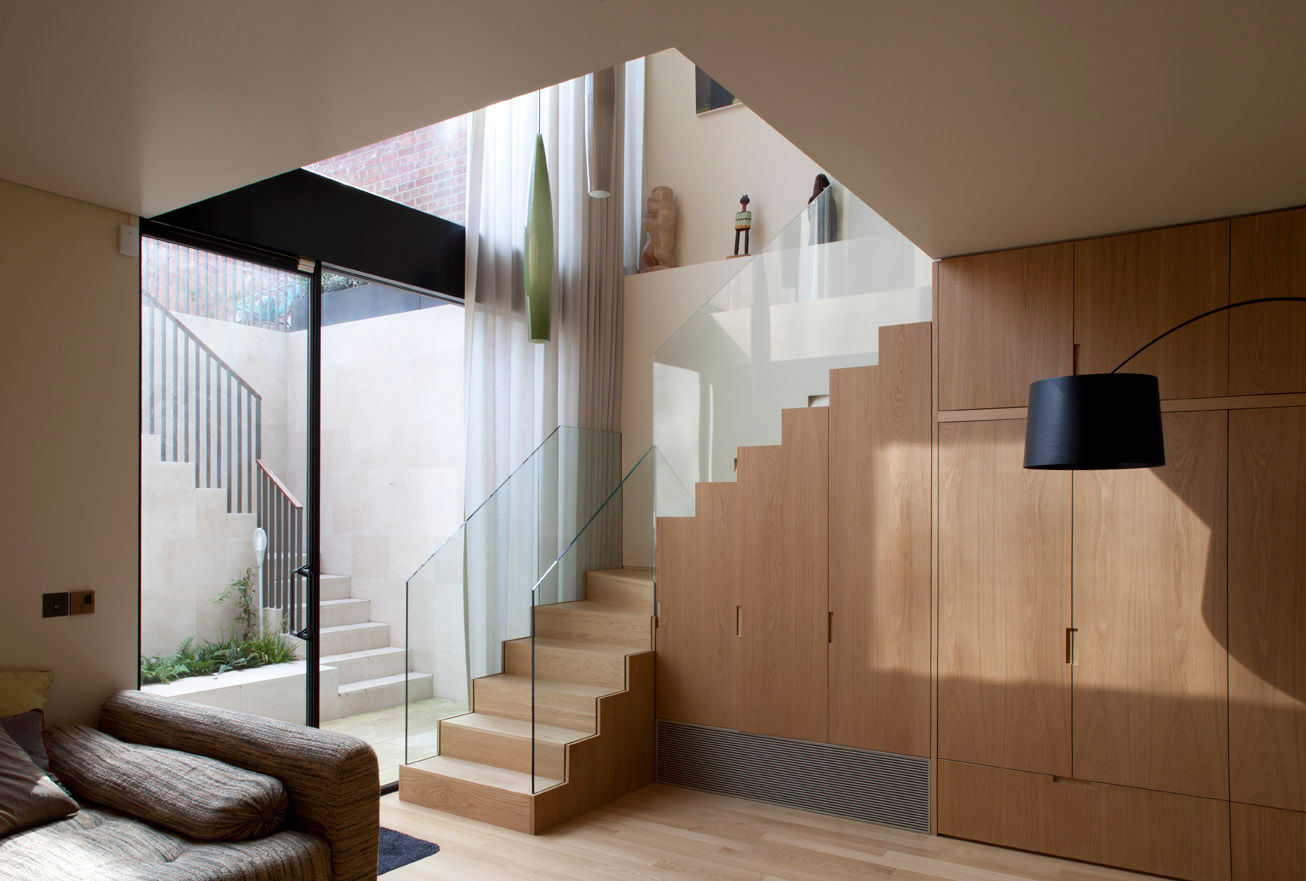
{"left": 463, "top": 59, "right": 643, "bottom": 510}
{"left": 461, "top": 59, "right": 644, "bottom": 678}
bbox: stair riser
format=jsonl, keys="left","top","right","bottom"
{"left": 503, "top": 640, "right": 626, "bottom": 688}
{"left": 319, "top": 576, "right": 352, "bottom": 601}
{"left": 438, "top": 722, "right": 566, "bottom": 780}
{"left": 584, "top": 573, "right": 652, "bottom": 611}
{"left": 533, "top": 607, "right": 650, "bottom": 649}
{"left": 472, "top": 680, "right": 597, "bottom": 732}
{"left": 319, "top": 623, "right": 390, "bottom": 656}
{"left": 398, "top": 766, "right": 533, "bottom": 834}
{"left": 325, "top": 674, "right": 432, "bottom": 721}
{"left": 322, "top": 649, "right": 406, "bottom": 684}
{"left": 320, "top": 600, "right": 372, "bottom": 628}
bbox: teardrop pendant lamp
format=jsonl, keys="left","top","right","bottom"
{"left": 585, "top": 67, "right": 615, "bottom": 198}
{"left": 523, "top": 132, "right": 553, "bottom": 343}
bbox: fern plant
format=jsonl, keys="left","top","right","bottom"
{"left": 210, "top": 566, "right": 258, "bottom": 642}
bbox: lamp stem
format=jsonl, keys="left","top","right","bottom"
{"left": 1110, "top": 296, "right": 1306, "bottom": 373}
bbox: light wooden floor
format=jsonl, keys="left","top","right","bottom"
{"left": 380, "top": 783, "right": 1155, "bottom": 881}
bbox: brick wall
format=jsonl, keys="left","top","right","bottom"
{"left": 307, "top": 115, "right": 469, "bottom": 225}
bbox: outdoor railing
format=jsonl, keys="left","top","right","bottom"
{"left": 142, "top": 294, "right": 262, "bottom": 514}
{"left": 257, "top": 460, "right": 306, "bottom": 635}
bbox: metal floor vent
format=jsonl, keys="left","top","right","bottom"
{"left": 656, "top": 720, "right": 930, "bottom": 833}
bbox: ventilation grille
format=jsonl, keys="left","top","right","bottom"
{"left": 656, "top": 720, "right": 930, "bottom": 833}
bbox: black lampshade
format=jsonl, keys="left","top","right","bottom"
{"left": 1023, "top": 373, "right": 1165, "bottom": 470}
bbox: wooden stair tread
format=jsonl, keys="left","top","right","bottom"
{"left": 539, "top": 599, "right": 647, "bottom": 617}
{"left": 480, "top": 673, "right": 618, "bottom": 698}
{"left": 506, "top": 637, "right": 636, "bottom": 655}
{"left": 407, "top": 755, "right": 562, "bottom": 793}
{"left": 442, "top": 712, "right": 591, "bottom": 745}
{"left": 587, "top": 568, "right": 653, "bottom": 585}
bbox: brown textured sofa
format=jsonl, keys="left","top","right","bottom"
{"left": 0, "top": 690, "right": 379, "bottom": 881}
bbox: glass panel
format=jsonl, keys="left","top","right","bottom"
{"left": 316, "top": 269, "right": 466, "bottom": 785}
{"left": 653, "top": 181, "right": 932, "bottom": 511}
{"left": 404, "top": 426, "right": 623, "bottom": 772}
{"left": 138, "top": 237, "right": 310, "bottom": 726}
{"left": 528, "top": 446, "right": 692, "bottom": 792}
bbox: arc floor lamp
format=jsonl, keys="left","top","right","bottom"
{"left": 1023, "top": 296, "right": 1306, "bottom": 470}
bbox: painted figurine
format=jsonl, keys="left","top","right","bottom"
{"left": 640, "top": 186, "right": 678, "bottom": 271}
{"left": 733, "top": 195, "right": 753, "bottom": 256}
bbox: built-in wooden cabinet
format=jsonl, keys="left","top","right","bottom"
{"left": 1229, "top": 407, "right": 1306, "bottom": 812}
{"left": 653, "top": 483, "right": 741, "bottom": 730}
{"left": 938, "top": 243, "right": 1073, "bottom": 410}
{"left": 1230, "top": 208, "right": 1306, "bottom": 395}
{"left": 938, "top": 419, "right": 1072, "bottom": 776}
{"left": 827, "top": 325, "right": 932, "bottom": 757}
{"left": 934, "top": 207, "right": 1306, "bottom": 881}
{"left": 738, "top": 408, "right": 828, "bottom": 742}
{"left": 1072, "top": 410, "right": 1229, "bottom": 800}
{"left": 1073, "top": 221, "right": 1230, "bottom": 398}
{"left": 655, "top": 324, "right": 932, "bottom": 758}
{"left": 939, "top": 760, "right": 1231, "bottom": 881}
{"left": 1231, "top": 802, "right": 1306, "bottom": 881}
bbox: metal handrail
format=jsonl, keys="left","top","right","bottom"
{"left": 257, "top": 460, "right": 305, "bottom": 635}
{"left": 142, "top": 293, "right": 262, "bottom": 513}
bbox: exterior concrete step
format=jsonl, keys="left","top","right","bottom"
{"left": 319, "top": 598, "right": 372, "bottom": 628}
{"left": 438, "top": 712, "right": 588, "bottom": 780}
{"left": 472, "top": 673, "right": 611, "bottom": 732}
{"left": 533, "top": 600, "right": 651, "bottom": 649}
{"left": 503, "top": 637, "right": 629, "bottom": 688}
{"left": 330, "top": 671, "right": 433, "bottom": 720}
{"left": 319, "top": 645, "right": 406, "bottom": 685}
{"left": 318, "top": 621, "right": 390, "bottom": 656}
{"left": 399, "top": 755, "right": 560, "bottom": 834}
{"left": 584, "top": 568, "right": 654, "bottom": 611}
{"left": 319, "top": 575, "right": 352, "bottom": 602}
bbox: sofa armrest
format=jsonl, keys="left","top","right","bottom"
{"left": 99, "top": 690, "right": 378, "bottom": 881}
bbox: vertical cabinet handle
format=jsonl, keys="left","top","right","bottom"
{"left": 1066, "top": 627, "right": 1079, "bottom": 665}
{"left": 736, "top": 605, "right": 743, "bottom": 637}
{"left": 827, "top": 611, "right": 833, "bottom": 644}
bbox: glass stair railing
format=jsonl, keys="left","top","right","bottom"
{"left": 653, "top": 179, "right": 933, "bottom": 514}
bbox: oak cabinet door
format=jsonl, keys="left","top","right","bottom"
{"left": 1230, "top": 208, "right": 1306, "bottom": 394}
{"left": 938, "top": 419, "right": 1072, "bottom": 776}
{"left": 1229, "top": 407, "right": 1306, "bottom": 811}
{"left": 1072, "top": 411, "right": 1229, "bottom": 800}
{"left": 938, "top": 243, "right": 1073, "bottom": 410}
{"left": 738, "top": 409, "right": 829, "bottom": 742}
{"left": 654, "top": 483, "right": 742, "bottom": 729}
{"left": 1074, "top": 221, "right": 1229, "bottom": 399}
{"left": 827, "top": 324, "right": 932, "bottom": 756}
{"left": 1231, "top": 802, "right": 1306, "bottom": 881}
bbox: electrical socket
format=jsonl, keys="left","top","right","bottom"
{"left": 70, "top": 590, "right": 95, "bottom": 615}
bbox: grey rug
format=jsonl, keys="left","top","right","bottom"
{"left": 378, "top": 827, "right": 440, "bottom": 875}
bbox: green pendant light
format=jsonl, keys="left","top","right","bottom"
{"left": 523, "top": 133, "right": 553, "bottom": 343}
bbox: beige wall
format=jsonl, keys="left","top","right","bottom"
{"left": 0, "top": 179, "right": 139, "bottom": 725}
{"left": 643, "top": 48, "right": 824, "bottom": 269}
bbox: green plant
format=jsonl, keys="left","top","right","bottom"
{"left": 211, "top": 566, "right": 258, "bottom": 642}
{"left": 139, "top": 634, "right": 297, "bottom": 685}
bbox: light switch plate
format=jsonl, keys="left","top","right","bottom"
{"left": 42, "top": 592, "right": 69, "bottom": 618}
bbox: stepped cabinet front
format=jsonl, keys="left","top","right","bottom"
{"left": 655, "top": 322, "right": 933, "bottom": 761}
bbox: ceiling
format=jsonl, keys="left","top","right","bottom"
{"left": 4, "top": 1, "right": 1305, "bottom": 258}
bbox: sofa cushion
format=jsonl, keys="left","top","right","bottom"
{"left": 1, "top": 709, "right": 49, "bottom": 770}
{"left": 0, "top": 806, "right": 331, "bottom": 881}
{"left": 0, "top": 671, "right": 54, "bottom": 717}
{"left": 46, "top": 725, "right": 288, "bottom": 842}
{"left": 0, "top": 727, "right": 78, "bottom": 836}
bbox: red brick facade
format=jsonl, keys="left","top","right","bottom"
{"left": 307, "top": 115, "right": 468, "bottom": 225}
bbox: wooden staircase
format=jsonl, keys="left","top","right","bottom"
{"left": 398, "top": 568, "right": 655, "bottom": 833}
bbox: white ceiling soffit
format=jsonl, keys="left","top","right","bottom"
{"left": 3, "top": 1, "right": 1305, "bottom": 258}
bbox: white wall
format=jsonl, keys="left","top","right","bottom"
{"left": 643, "top": 48, "right": 825, "bottom": 270}
{"left": 0, "top": 179, "right": 139, "bottom": 725}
